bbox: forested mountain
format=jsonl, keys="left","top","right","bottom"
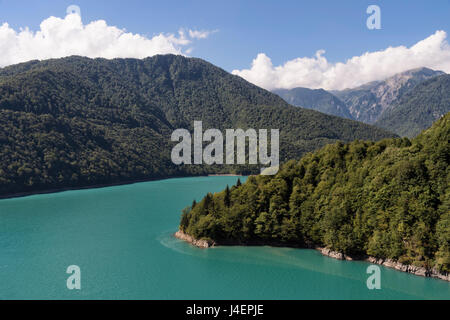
{"left": 180, "top": 113, "right": 450, "bottom": 273}
{"left": 0, "top": 55, "right": 395, "bottom": 197}
{"left": 375, "top": 74, "right": 450, "bottom": 138}
{"left": 333, "top": 67, "right": 445, "bottom": 124}
{"left": 273, "top": 87, "right": 353, "bottom": 119}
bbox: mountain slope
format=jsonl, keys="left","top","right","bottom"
{"left": 375, "top": 74, "right": 450, "bottom": 138}
{"left": 333, "top": 67, "right": 445, "bottom": 123}
{"left": 0, "top": 55, "right": 395, "bottom": 196}
{"left": 273, "top": 87, "right": 353, "bottom": 119}
{"left": 180, "top": 113, "right": 450, "bottom": 273}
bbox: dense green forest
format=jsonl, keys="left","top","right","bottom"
{"left": 0, "top": 55, "right": 395, "bottom": 196}
{"left": 375, "top": 74, "right": 450, "bottom": 138}
{"left": 180, "top": 113, "right": 450, "bottom": 272}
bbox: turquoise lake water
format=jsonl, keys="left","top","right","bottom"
{"left": 0, "top": 176, "right": 448, "bottom": 299}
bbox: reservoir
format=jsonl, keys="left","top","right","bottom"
{"left": 0, "top": 176, "right": 448, "bottom": 299}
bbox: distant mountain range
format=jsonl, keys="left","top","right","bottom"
{"left": 333, "top": 67, "right": 445, "bottom": 123}
{"left": 0, "top": 55, "right": 394, "bottom": 197}
{"left": 274, "top": 67, "right": 448, "bottom": 137}
{"left": 273, "top": 87, "right": 352, "bottom": 119}
{"left": 375, "top": 74, "right": 450, "bottom": 137}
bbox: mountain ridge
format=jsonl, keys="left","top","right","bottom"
{"left": 273, "top": 67, "right": 447, "bottom": 137}
{"left": 332, "top": 67, "right": 445, "bottom": 124}
{"left": 273, "top": 87, "right": 353, "bottom": 119}
{"left": 0, "top": 55, "right": 395, "bottom": 196}
{"left": 375, "top": 73, "right": 450, "bottom": 137}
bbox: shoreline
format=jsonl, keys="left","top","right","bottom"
{"left": 0, "top": 175, "right": 182, "bottom": 200}
{"left": 0, "top": 174, "right": 245, "bottom": 200}
{"left": 207, "top": 174, "right": 243, "bottom": 177}
{"left": 174, "top": 230, "right": 450, "bottom": 282}
{"left": 174, "top": 230, "right": 216, "bottom": 248}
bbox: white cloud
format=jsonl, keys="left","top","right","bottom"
{"left": 0, "top": 13, "right": 216, "bottom": 67}
{"left": 188, "top": 29, "right": 218, "bottom": 39}
{"left": 232, "top": 30, "right": 450, "bottom": 91}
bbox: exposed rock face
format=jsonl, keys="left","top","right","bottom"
{"left": 174, "top": 230, "right": 215, "bottom": 248}
{"left": 366, "top": 257, "right": 450, "bottom": 282}
{"left": 333, "top": 67, "right": 445, "bottom": 124}
{"left": 320, "top": 248, "right": 450, "bottom": 281}
{"left": 319, "top": 247, "right": 352, "bottom": 261}
{"left": 375, "top": 74, "right": 450, "bottom": 137}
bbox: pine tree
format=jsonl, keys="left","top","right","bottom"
{"left": 204, "top": 193, "right": 213, "bottom": 209}
{"left": 224, "top": 185, "right": 231, "bottom": 207}
{"left": 236, "top": 178, "right": 242, "bottom": 187}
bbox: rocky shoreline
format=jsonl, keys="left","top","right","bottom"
{"left": 175, "top": 230, "right": 450, "bottom": 282}
{"left": 174, "top": 230, "right": 215, "bottom": 248}
{"left": 317, "top": 247, "right": 450, "bottom": 282}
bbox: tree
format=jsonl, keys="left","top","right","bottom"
{"left": 224, "top": 185, "right": 231, "bottom": 207}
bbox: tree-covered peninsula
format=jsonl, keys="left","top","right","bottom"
{"left": 179, "top": 113, "right": 450, "bottom": 274}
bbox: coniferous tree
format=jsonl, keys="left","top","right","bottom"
{"left": 224, "top": 185, "right": 231, "bottom": 207}
{"left": 204, "top": 193, "right": 213, "bottom": 209}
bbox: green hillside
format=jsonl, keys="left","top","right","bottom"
{"left": 180, "top": 113, "right": 450, "bottom": 272}
{"left": 0, "top": 55, "right": 395, "bottom": 196}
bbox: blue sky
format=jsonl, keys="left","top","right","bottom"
{"left": 0, "top": 0, "right": 449, "bottom": 89}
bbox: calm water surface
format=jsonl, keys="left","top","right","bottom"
{"left": 0, "top": 177, "right": 448, "bottom": 299}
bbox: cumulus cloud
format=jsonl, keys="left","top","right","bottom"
{"left": 0, "top": 13, "right": 216, "bottom": 67}
{"left": 232, "top": 30, "right": 450, "bottom": 90}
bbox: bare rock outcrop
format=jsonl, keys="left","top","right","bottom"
{"left": 174, "top": 230, "right": 215, "bottom": 248}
